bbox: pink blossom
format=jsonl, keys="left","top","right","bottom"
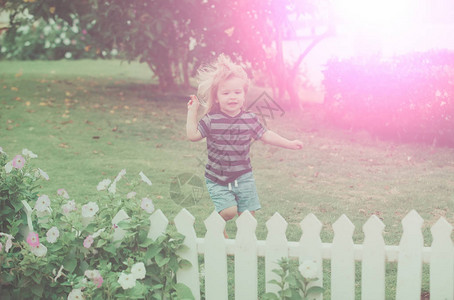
{"left": 83, "top": 235, "right": 94, "bottom": 248}
{"left": 82, "top": 29, "right": 87, "bottom": 35}
{"left": 26, "top": 232, "right": 40, "bottom": 247}
{"left": 93, "top": 275, "right": 104, "bottom": 288}
{"left": 57, "top": 188, "right": 69, "bottom": 199}
{"left": 12, "top": 155, "right": 25, "bottom": 169}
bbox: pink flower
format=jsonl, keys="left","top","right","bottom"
{"left": 26, "top": 232, "right": 40, "bottom": 247}
{"left": 93, "top": 275, "right": 104, "bottom": 288}
{"left": 12, "top": 155, "right": 25, "bottom": 169}
{"left": 57, "top": 188, "right": 69, "bottom": 199}
{"left": 82, "top": 29, "right": 87, "bottom": 35}
{"left": 83, "top": 235, "right": 94, "bottom": 248}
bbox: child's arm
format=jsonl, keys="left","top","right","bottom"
{"left": 186, "top": 95, "right": 204, "bottom": 142}
{"left": 260, "top": 130, "right": 303, "bottom": 150}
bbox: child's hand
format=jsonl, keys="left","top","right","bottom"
{"left": 187, "top": 94, "right": 200, "bottom": 112}
{"left": 289, "top": 140, "right": 303, "bottom": 150}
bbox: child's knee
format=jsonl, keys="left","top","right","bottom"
{"left": 220, "top": 206, "right": 238, "bottom": 221}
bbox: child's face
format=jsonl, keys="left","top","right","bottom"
{"left": 216, "top": 76, "right": 246, "bottom": 117}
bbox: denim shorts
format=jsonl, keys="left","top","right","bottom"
{"left": 205, "top": 172, "right": 261, "bottom": 213}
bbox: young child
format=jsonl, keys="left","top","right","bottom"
{"left": 186, "top": 54, "right": 303, "bottom": 234}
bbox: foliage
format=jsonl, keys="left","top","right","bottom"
{"left": 263, "top": 258, "right": 324, "bottom": 300}
{"left": 2, "top": 0, "right": 328, "bottom": 100}
{"left": 0, "top": 14, "right": 105, "bottom": 60}
{"left": 323, "top": 50, "right": 454, "bottom": 146}
{"left": 0, "top": 148, "right": 194, "bottom": 300}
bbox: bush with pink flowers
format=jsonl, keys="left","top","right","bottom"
{"left": 0, "top": 147, "right": 194, "bottom": 299}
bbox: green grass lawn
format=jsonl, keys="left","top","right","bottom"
{"left": 2, "top": 59, "right": 454, "bottom": 298}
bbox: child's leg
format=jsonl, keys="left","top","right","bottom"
{"left": 220, "top": 206, "right": 238, "bottom": 221}
{"left": 220, "top": 206, "right": 238, "bottom": 238}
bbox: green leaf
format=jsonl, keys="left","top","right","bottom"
{"left": 155, "top": 254, "right": 170, "bottom": 267}
{"left": 104, "top": 243, "right": 117, "bottom": 255}
{"left": 63, "top": 255, "right": 77, "bottom": 273}
{"left": 306, "top": 286, "right": 324, "bottom": 296}
{"left": 31, "top": 283, "right": 44, "bottom": 297}
{"left": 96, "top": 238, "right": 107, "bottom": 248}
{"left": 179, "top": 259, "right": 192, "bottom": 269}
{"left": 144, "top": 244, "right": 161, "bottom": 261}
{"left": 268, "top": 279, "right": 282, "bottom": 287}
{"left": 262, "top": 293, "right": 280, "bottom": 300}
{"left": 174, "top": 283, "right": 195, "bottom": 300}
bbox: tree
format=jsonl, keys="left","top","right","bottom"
{"left": 2, "top": 0, "right": 203, "bottom": 89}
{"left": 188, "top": 0, "right": 334, "bottom": 106}
{"left": 3, "top": 0, "right": 332, "bottom": 102}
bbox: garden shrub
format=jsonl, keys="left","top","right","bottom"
{"left": 0, "top": 14, "right": 119, "bottom": 60}
{"left": 323, "top": 50, "right": 454, "bottom": 146}
{"left": 0, "top": 147, "right": 194, "bottom": 300}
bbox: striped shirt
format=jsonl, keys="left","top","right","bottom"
{"left": 198, "top": 109, "right": 267, "bottom": 185}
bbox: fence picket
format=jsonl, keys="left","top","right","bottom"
{"left": 299, "top": 213, "right": 323, "bottom": 300}
{"left": 331, "top": 214, "right": 355, "bottom": 299}
{"left": 151, "top": 209, "right": 454, "bottom": 299}
{"left": 148, "top": 209, "right": 168, "bottom": 240}
{"left": 396, "top": 210, "right": 424, "bottom": 300}
{"left": 265, "top": 212, "right": 289, "bottom": 294}
{"left": 112, "top": 209, "right": 129, "bottom": 242}
{"left": 430, "top": 217, "right": 454, "bottom": 300}
{"left": 204, "top": 210, "right": 228, "bottom": 300}
{"left": 235, "top": 211, "right": 258, "bottom": 300}
{"left": 174, "top": 209, "right": 200, "bottom": 300}
{"left": 362, "top": 215, "right": 386, "bottom": 300}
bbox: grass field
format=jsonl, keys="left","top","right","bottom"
{"left": 2, "top": 59, "right": 454, "bottom": 298}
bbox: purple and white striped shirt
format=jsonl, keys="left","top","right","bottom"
{"left": 198, "top": 109, "right": 267, "bottom": 185}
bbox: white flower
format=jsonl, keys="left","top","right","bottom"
{"left": 97, "top": 179, "right": 111, "bottom": 191}
{"left": 84, "top": 269, "right": 101, "bottom": 280}
{"left": 108, "top": 181, "right": 116, "bottom": 194}
{"left": 141, "top": 198, "right": 154, "bottom": 214}
{"left": 81, "top": 202, "right": 99, "bottom": 218}
{"left": 299, "top": 260, "right": 318, "bottom": 280}
{"left": 0, "top": 147, "right": 5, "bottom": 154}
{"left": 62, "top": 200, "right": 76, "bottom": 215}
{"left": 5, "top": 161, "right": 12, "bottom": 173}
{"left": 118, "top": 272, "right": 136, "bottom": 290}
{"left": 67, "top": 288, "right": 84, "bottom": 300}
{"left": 127, "top": 191, "right": 137, "bottom": 199}
{"left": 46, "top": 226, "right": 60, "bottom": 243}
{"left": 38, "top": 168, "right": 49, "bottom": 180}
{"left": 35, "top": 195, "right": 51, "bottom": 212}
{"left": 22, "top": 149, "right": 38, "bottom": 158}
{"left": 5, "top": 237, "right": 12, "bottom": 253}
{"left": 131, "top": 262, "right": 146, "bottom": 279}
{"left": 31, "top": 243, "right": 47, "bottom": 257}
{"left": 139, "top": 172, "right": 152, "bottom": 186}
{"left": 92, "top": 228, "right": 105, "bottom": 238}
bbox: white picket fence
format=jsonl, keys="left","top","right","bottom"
{"left": 145, "top": 208, "right": 454, "bottom": 300}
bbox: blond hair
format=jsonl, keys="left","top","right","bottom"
{"left": 196, "top": 54, "right": 249, "bottom": 113}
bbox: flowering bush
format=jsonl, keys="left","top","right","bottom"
{"left": 323, "top": 50, "right": 454, "bottom": 146}
{"left": 0, "top": 14, "right": 119, "bottom": 60}
{"left": 263, "top": 258, "right": 324, "bottom": 300}
{"left": 0, "top": 147, "right": 194, "bottom": 299}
